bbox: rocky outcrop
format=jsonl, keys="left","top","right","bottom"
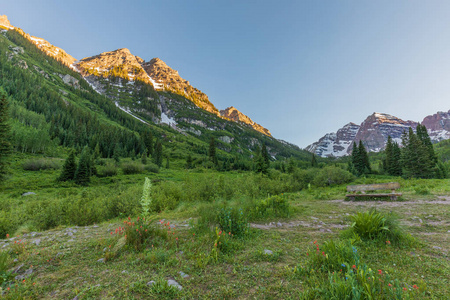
{"left": 421, "top": 110, "right": 450, "bottom": 142}
{"left": 220, "top": 106, "right": 271, "bottom": 137}
{"left": 142, "top": 58, "right": 219, "bottom": 115}
{"left": 0, "top": 15, "right": 14, "bottom": 29}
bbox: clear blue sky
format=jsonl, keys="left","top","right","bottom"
{"left": 3, "top": 1, "right": 450, "bottom": 147}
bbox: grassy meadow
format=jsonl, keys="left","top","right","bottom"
{"left": 0, "top": 153, "right": 449, "bottom": 299}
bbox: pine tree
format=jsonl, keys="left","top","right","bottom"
{"left": 186, "top": 154, "right": 193, "bottom": 169}
{"left": 154, "top": 139, "right": 163, "bottom": 167}
{"left": 401, "top": 127, "right": 434, "bottom": 178}
{"left": 74, "top": 146, "right": 91, "bottom": 186}
{"left": 358, "top": 141, "right": 371, "bottom": 174}
{"left": 165, "top": 157, "right": 169, "bottom": 169}
{"left": 311, "top": 153, "right": 318, "bottom": 167}
{"left": 58, "top": 151, "right": 77, "bottom": 181}
{"left": 141, "top": 148, "right": 148, "bottom": 164}
{"left": 261, "top": 143, "right": 270, "bottom": 173}
{"left": 0, "top": 90, "right": 11, "bottom": 181}
{"left": 391, "top": 142, "right": 402, "bottom": 176}
{"left": 209, "top": 137, "right": 217, "bottom": 165}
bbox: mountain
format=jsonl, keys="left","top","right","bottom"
{"left": 421, "top": 110, "right": 450, "bottom": 142}
{"left": 1, "top": 15, "right": 76, "bottom": 66}
{"left": 308, "top": 111, "right": 450, "bottom": 157}
{"left": 305, "top": 122, "right": 359, "bottom": 157}
{"left": 0, "top": 14, "right": 311, "bottom": 163}
{"left": 220, "top": 106, "right": 271, "bottom": 137}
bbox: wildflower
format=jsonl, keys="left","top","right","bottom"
{"left": 23, "top": 279, "right": 25, "bottom": 283}
{"left": 33, "top": 282, "right": 36, "bottom": 286}
{"left": 413, "top": 285, "right": 418, "bottom": 289}
{"left": 229, "top": 232, "right": 231, "bottom": 235}
{"left": 214, "top": 243, "right": 217, "bottom": 247}
{"left": 307, "top": 253, "right": 309, "bottom": 256}
{"left": 219, "top": 231, "right": 222, "bottom": 235}
{"left": 322, "top": 251, "right": 325, "bottom": 256}
{"left": 176, "top": 238, "right": 178, "bottom": 240}
{"left": 352, "top": 247, "right": 357, "bottom": 253}
{"left": 403, "top": 287, "right": 407, "bottom": 291}
{"left": 389, "top": 283, "right": 392, "bottom": 287}
{"left": 341, "top": 264, "right": 346, "bottom": 267}
{"left": 378, "top": 270, "right": 382, "bottom": 275}
{"left": 314, "top": 240, "right": 317, "bottom": 244}
{"left": 145, "top": 229, "right": 147, "bottom": 232}
{"left": 386, "top": 240, "right": 391, "bottom": 245}
{"left": 6, "top": 234, "right": 9, "bottom": 238}
{"left": 193, "top": 233, "right": 195, "bottom": 236}
{"left": 128, "top": 217, "right": 131, "bottom": 221}
{"left": 110, "top": 232, "right": 113, "bottom": 235}
{"left": 352, "top": 265, "right": 356, "bottom": 269}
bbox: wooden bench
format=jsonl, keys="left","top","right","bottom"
{"left": 346, "top": 182, "right": 402, "bottom": 201}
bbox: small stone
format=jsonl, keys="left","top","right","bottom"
{"left": 24, "top": 268, "right": 33, "bottom": 275}
{"left": 32, "top": 238, "right": 41, "bottom": 246}
{"left": 13, "top": 258, "right": 18, "bottom": 262}
{"left": 15, "top": 274, "right": 25, "bottom": 280}
{"left": 179, "top": 271, "right": 189, "bottom": 279}
{"left": 97, "top": 258, "right": 105, "bottom": 263}
{"left": 103, "top": 247, "right": 107, "bottom": 252}
{"left": 121, "top": 270, "right": 128, "bottom": 274}
{"left": 93, "top": 225, "right": 99, "bottom": 228}
{"left": 432, "top": 246, "right": 442, "bottom": 250}
{"left": 418, "top": 219, "right": 423, "bottom": 224}
{"left": 276, "top": 222, "right": 282, "bottom": 227}
{"left": 72, "top": 296, "right": 78, "bottom": 300}
{"left": 167, "top": 279, "right": 182, "bottom": 290}
{"left": 2, "top": 243, "right": 9, "bottom": 248}
{"left": 21, "top": 192, "right": 36, "bottom": 196}
{"left": 147, "top": 280, "right": 156, "bottom": 286}
{"left": 67, "top": 239, "right": 75, "bottom": 242}
{"left": 13, "top": 264, "right": 24, "bottom": 274}
{"left": 67, "top": 232, "right": 74, "bottom": 237}
{"left": 311, "top": 217, "right": 319, "bottom": 220}
{"left": 263, "top": 249, "right": 273, "bottom": 255}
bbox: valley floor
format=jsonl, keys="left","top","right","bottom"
{"left": 1, "top": 195, "right": 448, "bottom": 299}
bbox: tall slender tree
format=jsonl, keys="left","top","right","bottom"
{"left": 154, "top": 139, "right": 163, "bottom": 167}
{"left": 311, "top": 153, "right": 318, "bottom": 167}
{"left": 58, "top": 151, "right": 77, "bottom": 182}
{"left": 0, "top": 90, "right": 11, "bottom": 180}
{"left": 209, "top": 137, "right": 217, "bottom": 165}
{"left": 74, "top": 146, "right": 91, "bottom": 186}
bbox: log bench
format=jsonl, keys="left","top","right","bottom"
{"left": 346, "top": 182, "right": 402, "bottom": 201}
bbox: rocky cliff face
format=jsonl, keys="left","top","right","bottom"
{"left": 220, "top": 106, "right": 271, "bottom": 137}
{"left": 142, "top": 58, "right": 219, "bottom": 115}
{"left": 421, "top": 110, "right": 450, "bottom": 142}
{"left": 1, "top": 15, "right": 76, "bottom": 66}
{"left": 305, "top": 123, "right": 359, "bottom": 157}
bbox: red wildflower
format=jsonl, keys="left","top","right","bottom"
{"left": 413, "top": 285, "right": 418, "bottom": 289}
{"left": 378, "top": 270, "right": 382, "bottom": 275}
{"left": 352, "top": 265, "right": 356, "bottom": 269}
{"left": 6, "top": 234, "right": 9, "bottom": 238}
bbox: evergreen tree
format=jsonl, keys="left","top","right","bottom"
{"left": 391, "top": 142, "right": 402, "bottom": 176}
{"left": 154, "top": 139, "right": 163, "bottom": 167}
{"left": 0, "top": 90, "right": 11, "bottom": 180}
{"left": 209, "top": 137, "right": 217, "bottom": 165}
{"left": 165, "top": 157, "right": 169, "bottom": 169}
{"left": 358, "top": 141, "right": 371, "bottom": 174}
{"left": 58, "top": 151, "right": 77, "bottom": 181}
{"left": 402, "top": 127, "right": 435, "bottom": 178}
{"left": 74, "top": 146, "right": 91, "bottom": 186}
{"left": 186, "top": 154, "right": 193, "bottom": 169}
{"left": 261, "top": 143, "right": 270, "bottom": 173}
{"left": 311, "top": 153, "right": 318, "bottom": 167}
{"left": 141, "top": 148, "right": 148, "bottom": 164}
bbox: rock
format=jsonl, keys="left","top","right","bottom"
{"left": 167, "top": 279, "right": 182, "bottom": 290}
{"left": 2, "top": 243, "right": 9, "bottom": 248}
{"left": 419, "top": 219, "right": 423, "bottom": 224}
{"left": 12, "top": 264, "right": 24, "bottom": 274}
{"left": 97, "top": 258, "right": 105, "bottom": 263}
{"left": 147, "top": 280, "right": 156, "bottom": 286}
{"left": 13, "top": 259, "right": 18, "bottom": 262}
{"left": 179, "top": 271, "right": 189, "bottom": 279}
{"left": 67, "top": 239, "right": 75, "bottom": 242}
{"left": 121, "top": 270, "right": 128, "bottom": 274}
{"left": 24, "top": 268, "right": 33, "bottom": 275}
{"left": 32, "top": 238, "right": 41, "bottom": 246}
{"left": 61, "top": 74, "right": 80, "bottom": 89}
{"left": 433, "top": 246, "right": 442, "bottom": 250}
{"left": 276, "top": 222, "right": 283, "bottom": 227}
{"left": 21, "top": 192, "right": 36, "bottom": 196}
{"left": 263, "top": 249, "right": 273, "bottom": 255}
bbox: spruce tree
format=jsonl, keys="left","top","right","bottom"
{"left": 351, "top": 142, "right": 359, "bottom": 175}
{"left": 391, "top": 142, "right": 402, "bottom": 176}
{"left": 0, "top": 90, "right": 11, "bottom": 181}
{"left": 186, "top": 154, "right": 193, "bottom": 169}
{"left": 165, "top": 157, "right": 169, "bottom": 169}
{"left": 74, "top": 146, "right": 91, "bottom": 186}
{"left": 58, "top": 151, "right": 77, "bottom": 181}
{"left": 401, "top": 127, "right": 434, "bottom": 178}
{"left": 209, "top": 137, "right": 217, "bottom": 165}
{"left": 141, "top": 148, "right": 148, "bottom": 164}
{"left": 358, "top": 141, "right": 371, "bottom": 174}
{"left": 311, "top": 153, "right": 318, "bottom": 167}
{"left": 261, "top": 143, "right": 270, "bottom": 173}
{"left": 154, "top": 139, "right": 163, "bottom": 167}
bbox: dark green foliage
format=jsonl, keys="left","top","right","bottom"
{"left": 23, "top": 158, "right": 60, "bottom": 171}
{"left": 247, "top": 195, "right": 290, "bottom": 220}
{"left": 186, "top": 154, "right": 193, "bottom": 169}
{"left": 74, "top": 146, "right": 91, "bottom": 185}
{"left": 58, "top": 151, "right": 77, "bottom": 181}
{"left": 121, "top": 162, "right": 144, "bottom": 175}
{"left": 311, "top": 153, "right": 318, "bottom": 167}
{"left": 154, "top": 139, "right": 163, "bottom": 167}
{"left": 351, "top": 141, "right": 371, "bottom": 176}
{"left": 0, "top": 90, "right": 11, "bottom": 180}
{"left": 165, "top": 157, "right": 169, "bottom": 169}
{"left": 383, "top": 136, "right": 402, "bottom": 176}
{"left": 141, "top": 149, "right": 148, "bottom": 164}
{"left": 208, "top": 137, "right": 217, "bottom": 165}
{"left": 401, "top": 127, "right": 437, "bottom": 178}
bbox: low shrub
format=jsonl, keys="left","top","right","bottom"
{"left": 0, "top": 251, "right": 13, "bottom": 285}
{"left": 151, "top": 182, "right": 183, "bottom": 212}
{"left": 121, "top": 217, "right": 168, "bottom": 251}
{"left": 342, "top": 209, "right": 413, "bottom": 246}
{"left": 306, "top": 240, "right": 356, "bottom": 273}
{"left": 22, "top": 158, "right": 60, "bottom": 171}
{"left": 121, "top": 162, "right": 144, "bottom": 175}
{"left": 312, "top": 166, "right": 355, "bottom": 187}
{"left": 248, "top": 194, "right": 291, "bottom": 220}
{"left": 144, "top": 163, "right": 159, "bottom": 173}
{"left": 98, "top": 163, "right": 118, "bottom": 177}
{"left": 218, "top": 207, "right": 249, "bottom": 238}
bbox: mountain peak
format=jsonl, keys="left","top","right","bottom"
{"left": 220, "top": 106, "right": 271, "bottom": 137}
{"left": 0, "top": 15, "right": 14, "bottom": 29}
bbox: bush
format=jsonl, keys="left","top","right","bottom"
{"left": 121, "top": 217, "right": 167, "bottom": 251}
{"left": 312, "top": 166, "right": 354, "bottom": 187}
{"left": 306, "top": 240, "right": 356, "bottom": 273}
{"left": 248, "top": 194, "right": 291, "bottom": 220}
{"left": 22, "top": 158, "right": 60, "bottom": 171}
{"left": 144, "top": 162, "right": 159, "bottom": 173}
{"left": 150, "top": 182, "right": 183, "bottom": 212}
{"left": 342, "top": 209, "right": 412, "bottom": 246}
{"left": 121, "top": 162, "right": 144, "bottom": 175}
{"left": 98, "top": 163, "right": 118, "bottom": 177}
{"left": 218, "top": 207, "right": 249, "bottom": 238}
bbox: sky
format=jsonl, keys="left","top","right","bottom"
{"left": 2, "top": 1, "right": 450, "bottom": 147}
